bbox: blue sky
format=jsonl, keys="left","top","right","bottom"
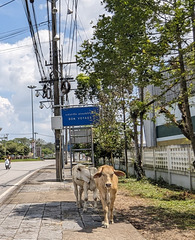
{"left": 0, "top": 0, "right": 45, "bottom": 43}
{"left": 0, "top": 0, "right": 104, "bottom": 143}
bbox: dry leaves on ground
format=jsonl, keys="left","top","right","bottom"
{"left": 115, "top": 190, "right": 195, "bottom": 240}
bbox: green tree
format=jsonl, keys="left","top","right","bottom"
{"left": 155, "top": 0, "right": 195, "bottom": 156}
{"left": 13, "top": 138, "right": 31, "bottom": 146}
{"left": 76, "top": 0, "right": 195, "bottom": 178}
{"left": 23, "top": 145, "right": 30, "bottom": 156}
{"left": 0, "top": 144, "right": 4, "bottom": 158}
{"left": 76, "top": 0, "right": 161, "bottom": 178}
{"left": 6, "top": 141, "right": 17, "bottom": 155}
{"left": 41, "top": 147, "right": 53, "bottom": 155}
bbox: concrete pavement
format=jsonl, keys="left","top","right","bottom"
{"left": 0, "top": 165, "right": 146, "bottom": 240}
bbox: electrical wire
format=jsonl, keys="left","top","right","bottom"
{"left": 4, "top": 133, "right": 54, "bottom": 138}
{"left": 0, "top": 0, "right": 15, "bottom": 8}
{"left": 77, "top": 14, "right": 89, "bottom": 42}
{"left": 63, "top": 0, "right": 69, "bottom": 46}
{"left": 21, "top": 0, "right": 80, "bottom": 84}
{"left": 0, "top": 27, "right": 29, "bottom": 41}
{"left": 0, "top": 21, "right": 49, "bottom": 41}
{"left": 68, "top": 0, "right": 78, "bottom": 75}
{"left": 58, "top": 0, "right": 61, "bottom": 62}
{"left": 22, "top": 0, "right": 47, "bottom": 80}
{"left": 46, "top": 0, "right": 52, "bottom": 65}
{"left": 0, "top": 41, "right": 49, "bottom": 55}
{"left": 31, "top": 2, "right": 46, "bottom": 64}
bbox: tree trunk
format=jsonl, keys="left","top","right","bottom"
{"left": 139, "top": 87, "right": 144, "bottom": 172}
{"left": 123, "top": 103, "right": 129, "bottom": 177}
{"left": 176, "top": 22, "right": 195, "bottom": 157}
{"left": 111, "top": 152, "right": 114, "bottom": 166}
{"left": 103, "top": 156, "right": 105, "bottom": 165}
{"left": 131, "top": 112, "right": 144, "bottom": 180}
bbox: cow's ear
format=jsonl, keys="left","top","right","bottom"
{"left": 114, "top": 170, "right": 126, "bottom": 177}
{"left": 93, "top": 172, "right": 102, "bottom": 178}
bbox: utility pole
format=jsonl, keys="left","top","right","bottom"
{"left": 27, "top": 85, "right": 36, "bottom": 159}
{"left": 51, "top": 0, "right": 62, "bottom": 181}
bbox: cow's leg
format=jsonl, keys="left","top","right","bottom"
{"left": 78, "top": 186, "right": 83, "bottom": 208}
{"left": 109, "top": 191, "right": 116, "bottom": 224}
{"left": 93, "top": 188, "right": 98, "bottom": 211}
{"left": 73, "top": 182, "right": 79, "bottom": 207}
{"left": 100, "top": 193, "right": 109, "bottom": 228}
{"left": 83, "top": 182, "right": 88, "bottom": 212}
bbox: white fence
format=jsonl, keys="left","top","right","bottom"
{"left": 99, "top": 145, "right": 195, "bottom": 190}
{"left": 143, "top": 145, "right": 195, "bottom": 172}
{"left": 142, "top": 145, "right": 195, "bottom": 190}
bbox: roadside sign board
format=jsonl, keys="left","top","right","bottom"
{"left": 70, "top": 128, "right": 92, "bottom": 144}
{"left": 61, "top": 106, "right": 99, "bottom": 126}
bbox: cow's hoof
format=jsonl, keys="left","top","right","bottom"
{"left": 102, "top": 222, "right": 109, "bottom": 228}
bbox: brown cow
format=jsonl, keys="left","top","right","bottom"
{"left": 93, "top": 165, "right": 125, "bottom": 228}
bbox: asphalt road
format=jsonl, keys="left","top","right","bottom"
{"left": 0, "top": 159, "right": 55, "bottom": 200}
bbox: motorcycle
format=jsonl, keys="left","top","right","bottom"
{"left": 5, "top": 159, "right": 11, "bottom": 170}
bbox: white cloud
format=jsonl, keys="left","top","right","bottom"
{"left": 0, "top": 33, "right": 54, "bottom": 142}
{"left": 0, "top": 0, "right": 105, "bottom": 142}
{"left": 0, "top": 97, "right": 14, "bottom": 122}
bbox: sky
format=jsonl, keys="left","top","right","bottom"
{"left": 0, "top": 0, "right": 105, "bottom": 143}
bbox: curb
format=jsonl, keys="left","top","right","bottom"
{"left": 0, "top": 164, "right": 54, "bottom": 204}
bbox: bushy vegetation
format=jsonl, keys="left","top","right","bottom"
{"left": 119, "top": 176, "right": 195, "bottom": 229}
{"left": 0, "top": 137, "right": 55, "bottom": 159}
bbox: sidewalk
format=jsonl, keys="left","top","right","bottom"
{"left": 0, "top": 165, "right": 146, "bottom": 240}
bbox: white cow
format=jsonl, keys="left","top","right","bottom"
{"left": 72, "top": 164, "right": 98, "bottom": 212}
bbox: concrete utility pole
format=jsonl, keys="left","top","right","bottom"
{"left": 27, "top": 85, "right": 36, "bottom": 159}
{"left": 51, "top": 0, "right": 62, "bottom": 181}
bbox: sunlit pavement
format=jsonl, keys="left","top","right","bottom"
{"left": 0, "top": 165, "right": 145, "bottom": 240}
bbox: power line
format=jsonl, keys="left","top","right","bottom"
{"left": 22, "top": 0, "right": 47, "bottom": 80}
{"left": 46, "top": 0, "right": 52, "bottom": 64}
{"left": 1, "top": 133, "right": 54, "bottom": 138}
{"left": 0, "top": 0, "right": 15, "bottom": 8}
{"left": 31, "top": 3, "right": 46, "bottom": 64}
{"left": 0, "top": 41, "right": 49, "bottom": 55}
{"left": 0, "top": 21, "right": 49, "bottom": 41}
{"left": 1, "top": 133, "right": 31, "bottom": 136}
{"left": 37, "top": 133, "right": 54, "bottom": 138}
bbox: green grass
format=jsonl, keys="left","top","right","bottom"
{"left": 0, "top": 158, "right": 42, "bottom": 163}
{"left": 119, "top": 177, "right": 195, "bottom": 229}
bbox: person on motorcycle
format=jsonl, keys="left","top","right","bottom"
{"left": 5, "top": 155, "right": 11, "bottom": 169}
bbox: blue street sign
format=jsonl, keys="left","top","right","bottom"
{"left": 61, "top": 106, "right": 99, "bottom": 126}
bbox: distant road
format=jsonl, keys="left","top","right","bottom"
{"left": 0, "top": 160, "right": 55, "bottom": 200}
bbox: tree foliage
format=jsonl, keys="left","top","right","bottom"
{"left": 76, "top": 0, "right": 195, "bottom": 177}
{"left": 0, "top": 138, "right": 55, "bottom": 159}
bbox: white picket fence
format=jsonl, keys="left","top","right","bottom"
{"left": 143, "top": 145, "right": 195, "bottom": 172}
{"left": 99, "top": 145, "right": 195, "bottom": 190}
{"left": 142, "top": 145, "right": 195, "bottom": 190}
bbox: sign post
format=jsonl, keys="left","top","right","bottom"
{"left": 61, "top": 106, "right": 99, "bottom": 126}
{"left": 61, "top": 106, "right": 99, "bottom": 168}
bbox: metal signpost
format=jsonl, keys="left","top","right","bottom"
{"left": 61, "top": 106, "right": 99, "bottom": 172}
{"left": 61, "top": 106, "right": 99, "bottom": 126}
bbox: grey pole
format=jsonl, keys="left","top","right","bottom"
{"left": 28, "top": 85, "right": 36, "bottom": 158}
{"left": 51, "top": 0, "right": 62, "bottom": 181}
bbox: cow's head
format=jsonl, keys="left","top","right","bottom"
{"left": 76, "top": 165, "right": 97, "bottom": 183}
{"left": 93, "top": 165, "right": 125, "bottom": 189}
{"left": 76, "top": 165, "right": 91, "bottom": 183}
